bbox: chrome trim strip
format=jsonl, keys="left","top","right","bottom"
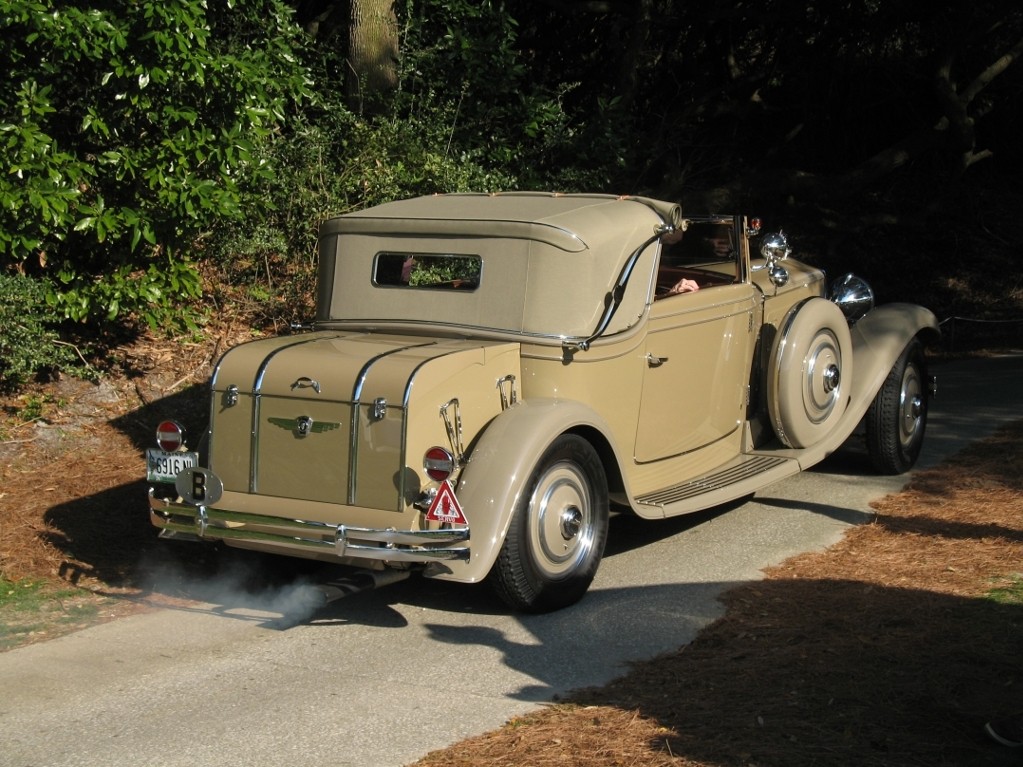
{"left": 400, "top": 348, "right": 466, "bottom": 409}
{"left": 394, "top": 348, "right": 472, "bottom": 505}
{"left": 316, "top": 319, "right": 614, "bottom": 345}
{"left": 350, "top": 341, "right": 437, "bottom": 403}
{"left": 149, "top": 490, "right": 470, "bottom": 563}
{"left": 348, "top": 341, "right": 435, "bottom": 508}
{"left": 248, "top": 334, "right": 343, "bottom": 493}
{"left": 206, "top": 391, "right": 217, "bottom": 476}
{"left": 249, "top": 383, "right": 261, "bottom": 492}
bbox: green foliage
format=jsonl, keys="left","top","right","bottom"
{"left": 48, "top": 256, "right": 204, "bottom": 330}
{"left": 15, "top": 393, "right": 48, "bottom": 422}
{"left": 2, "top": 0, "right": 1018, "bottom": 393}
{"left": 0, "top": 0, "right": 313, "bottom": 326}
{"left": 206, "top": 102, "right": 515, "bottom": 307}
{"left": 407, "top": 255, "right": 481, "bottom": 287}
{"left": 394, "top": 0, "right": 628, "bottom": 190}
{"left": 0, "top": 273, "right": 79, "bottom": 391}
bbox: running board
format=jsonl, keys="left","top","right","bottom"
{"left": 635, "top": 453, "right": 798, "bottom": 517}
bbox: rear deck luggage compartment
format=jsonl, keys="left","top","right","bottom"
{"left": 168, "top": 333, "right": 522, "bottom": 563}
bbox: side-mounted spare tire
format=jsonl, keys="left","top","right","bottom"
{"left": 866, "top": 338, "right": 929, "bottom": 474}
{"left": 490, "top": 434, "right": 609, "bottom": 613}
{"left": 767, "top": 298, "right": 853, "bottom": 449}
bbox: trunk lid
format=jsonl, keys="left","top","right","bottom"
{"left": 207, "top": 331, "right": 519, "bottom": 513}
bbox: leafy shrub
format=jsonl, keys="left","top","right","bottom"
{"left": 205, "top": 102, "right": 516, "bottom": 315}
{"left": 0, "top": 273, "right": 80, "bottom": 391}
{"left": 395, "top": 0, "right": 629, "bottom": 191}
{"left": 0, "top": 0, "right": 313, "bottom": 327}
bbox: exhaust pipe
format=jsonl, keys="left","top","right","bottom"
{"left": 314, "top": 568, "right": 412, "bottom": 606}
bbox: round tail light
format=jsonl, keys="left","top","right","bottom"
{"left": 156, "top": 420, "right": 186, "bottom": 452}
{"left": 424, "top": 446, "right": 455, "bottom": 481}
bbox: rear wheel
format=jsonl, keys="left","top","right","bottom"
{"left": 491, "top": 435, "right": 609, "bottom": 613}
{"left": 866, "top": 338, "right": 928, "bottom": 474}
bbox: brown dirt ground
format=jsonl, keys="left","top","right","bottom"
{"left": 1, "top": 333, "right": 1022, "bottom": 766}
{"left": 0, "top": 328, "right": 256, "bottom": 639}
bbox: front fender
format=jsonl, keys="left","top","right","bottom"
{"left": 848, "top": 303, "right": 940, "bottom": 412}
{"left": 427, "top": 398, "right": 619, "bottom": 583}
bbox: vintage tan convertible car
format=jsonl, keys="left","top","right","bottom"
{"left": 147, "top": 192, "right": 939, "bottom": 611}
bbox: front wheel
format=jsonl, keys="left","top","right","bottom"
{"left": 866, "top": 338, "right": 929, "bottom": 474}
{"left": 490, "top": 435, "right": 609, "bottom": 613}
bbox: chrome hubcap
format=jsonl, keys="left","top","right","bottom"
{"left": 822, "top": 363, "right": 841, "bottom": 393}
{"left": 560, "top": 506, "right": 583, "bottom": 540}
{"left": 805, "top": 331, "right": 843, "bottom": 424}
{"left": 529, "top": 462, "right": 594, "bottom": 579}
{"left": 899, "top": 366, "right": 925, "bottom": 448}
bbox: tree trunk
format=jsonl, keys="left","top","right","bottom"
{"left": 347, "top": 0, "right": 398, "bottom": 112}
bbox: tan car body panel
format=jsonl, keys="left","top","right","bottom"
{"left": 316, "top": 194, "right": 668, "bottom": 341}
{"left": 183, "top": 331, "right": 521, "bottom": 564}
{"left": 149, "top": 192, "right": 939, "bottom": 586}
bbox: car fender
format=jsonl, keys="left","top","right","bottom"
{"left": 428, "top": 397, "right": 620, "bottom": 584}
{"left": 847, "top": 303, "right": 940, "bottom": 410}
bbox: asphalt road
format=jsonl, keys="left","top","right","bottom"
{"left": 1, "top": 354, "right": 1019, "bottom": 767}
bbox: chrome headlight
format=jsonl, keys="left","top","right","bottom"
{"left": 760, "top": 231, "right": 791, "bottom": 265}
{"left": 829, "top": 273, "right": 874, "bottom": 323}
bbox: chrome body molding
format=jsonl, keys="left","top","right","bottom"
{"left": 149, "top": 489, "right": 470, "bottom": 563}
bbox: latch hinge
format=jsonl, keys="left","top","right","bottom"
{"left": 440, "top": 398, "right": 465, "bottom": 464}
{"left": 497, "top": 374, "right": 518, "bottom": 410}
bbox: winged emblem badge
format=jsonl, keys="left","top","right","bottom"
{"left": 268, "top": 415, "right": 341, "bottom": 437}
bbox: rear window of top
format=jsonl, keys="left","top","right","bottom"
{"left": 374, "top": 253, "right": 482, "bottom": 291}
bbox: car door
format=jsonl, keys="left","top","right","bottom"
{"left": 634, "top": 219, "right": 758, "bottom": 463}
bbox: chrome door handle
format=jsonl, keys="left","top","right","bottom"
{"left": 646, "top": 353, "right": 669, "bottom": 368}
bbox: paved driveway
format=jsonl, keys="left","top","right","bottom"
{"left": 1, "top": 354, "right": 1019, "bottom": 767}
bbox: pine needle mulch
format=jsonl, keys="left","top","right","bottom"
{"left": 413, "top": 420, "right": 1023, "bottom": 767}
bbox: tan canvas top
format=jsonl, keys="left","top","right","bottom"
{"left": 316, "top": 193, "right": 682, "bottom": 341}
{"left": 321, "top": 193, "right": 680, "bottom": 250}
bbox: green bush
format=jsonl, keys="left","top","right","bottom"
{"left": 395, "top": 0, "right": 629, "bottom": 191}
{"left": 0, "top": 273, "right": 80, "bottom": 391}
{"left": 205, "top": 103, "right": 517, "bottom": 311}
{"left": 0, "top": 0, "right": 313, "bottom": 328}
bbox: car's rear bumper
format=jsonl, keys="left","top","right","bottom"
{"left": 148, "top": 489, "right": 470, "bottom": 563}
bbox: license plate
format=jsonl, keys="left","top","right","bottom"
{"left": 146, "top": 449, "right": 199, "bottom": 483}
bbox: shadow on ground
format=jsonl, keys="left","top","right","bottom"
{"left": 566, "top": 578, "right": 1023, "bottom": 767}
{"left": 109, "top": 381, "right": 208, "bottom": 453}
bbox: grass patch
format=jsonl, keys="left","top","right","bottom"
{"left": 987, "top": 574, "right": 1023, "bottom": 606}
{"left": 0, "top": 578, "right": 105, "bottom": 651}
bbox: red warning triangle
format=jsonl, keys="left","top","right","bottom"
{"left": 424, "top": 480, "right": 467, "bottom": 525}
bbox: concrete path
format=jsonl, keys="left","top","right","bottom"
{"left": 0, "top": 354, "right": 1019, "bottom": 767}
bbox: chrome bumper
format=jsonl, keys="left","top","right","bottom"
{"left": 148, "top": 489, "right": 470, "bottom": 562}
